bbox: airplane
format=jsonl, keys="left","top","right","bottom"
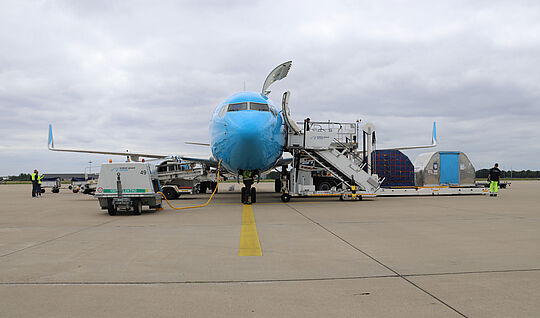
{"left": 49, "top": 61, "right": 294, "bottom": 203}
{"left": 49, "top": 60, "right": 437, "bottom": 204}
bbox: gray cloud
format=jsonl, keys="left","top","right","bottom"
{"left": 1, "top": 0, "right": 539, "bottom": 175}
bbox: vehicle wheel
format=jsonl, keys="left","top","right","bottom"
{"left": 41, "top": 189, "right": 45, "bottom": 193}
{"left": 339, "top": 194, "right": 345, "bottom": 201}
{"left": 162, "top": 187, "right": 177, "bottom": 200}
{"left": 133, "top": 200, "right": 142, "bottom": 215}
{"left": 316, "top": 180, "right": 332, "bottom": 191}
{"left": 281, "top": 193, "right": 291, "bottom": 202}
{"left": 73, "top": 189, "right": 79, "bottom": 193}
{"left": 274, "top": 179, "right": 282, "bottom": 193}
{"left": 241, "top": 187, "right": 248, "bottom": 203}
{"left": 68, "top": 185, "right": 73, "bottom": 190}
{"left": 250, "top": 187, "right": 257, "bottom": 203}
{"left": 200, "top": 183, "right": 207, "bottom": 194}
{"left": 52, "top": 188, "right": 59, "bottom": 193}
{"left": 107, "top": 200, "right": 117, "bottom": 216}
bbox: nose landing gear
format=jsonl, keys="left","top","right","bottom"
{"left": 240, "top": 170, "right": 258, "bottom": 204}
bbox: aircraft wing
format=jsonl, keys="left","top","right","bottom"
{"left": 378, "top": 122, "right": 437, "bottom": 151}
{"left": 48, "top": 124, "right": 168, "bottom": 160}
{"left": 184, "top": 142, "right": 210, "bottom": 146}
{"left": 180, "top": 156, "right": 220, "bottom": 168}
{"left": 181, "top": 156, "right": 292, "bottom": 171}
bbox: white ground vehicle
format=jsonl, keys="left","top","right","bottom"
{"left": 94, "top": 162, "right": 162, "bottom": 215}
{"left": 156, "top": 159, "right": 219, "bottom": 199}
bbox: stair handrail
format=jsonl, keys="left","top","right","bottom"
{"left": 301, "top": 149, "right": 351, "bottom": 188}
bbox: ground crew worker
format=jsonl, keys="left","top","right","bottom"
{"left": 488, "top": 163, "right": 501, "bottom": 197}
{"left": 37, "top": 174, "right": 43, "bottom": 197}
{"left": 31, "top": 169, "right": 39, "bottom": 197}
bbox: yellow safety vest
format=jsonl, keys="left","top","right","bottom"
{"left": 38, "top": 175, "right": 43, "bottom": 184}
{"left": 31, "top": 173, "right": 37, "bottom": 181}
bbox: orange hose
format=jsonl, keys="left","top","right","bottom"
{"left": 158, "top": 159, "right": 222, "bottom": 210}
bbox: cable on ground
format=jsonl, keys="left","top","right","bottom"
{"left": 158, "top": 159, "right": 222, "bottom": 210}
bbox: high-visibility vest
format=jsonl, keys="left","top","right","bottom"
{"left": 37, "top": 175, "right": 43, "bottom": 184}
{"left": 31, "top": 173, "right": 37, "bottom": 181}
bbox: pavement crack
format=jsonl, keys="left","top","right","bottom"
{"left": 285, "top": 203, "right": 469, "bottom": 318}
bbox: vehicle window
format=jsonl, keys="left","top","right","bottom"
{"left": 250, "top": 102, "right": 269, "bottom": 112}
{"left": 228, "top": 103, "right": 248, "bottom": 112}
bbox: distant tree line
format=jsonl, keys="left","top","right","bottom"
{"left": 5, "top": 173, "right": 32, "bottom": 181}
{"left": 476, "top": 169, "right": 540, "bottom": 179}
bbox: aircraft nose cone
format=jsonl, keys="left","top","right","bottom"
{"left": 226, "top": 112, "right": 274, "bottom": 170}
{"left": 236, "top": 121, "right": 265, "bottom": 141}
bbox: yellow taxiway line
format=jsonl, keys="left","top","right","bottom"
{"left": 239, "top": 204, "right": 263, "bottom": 256}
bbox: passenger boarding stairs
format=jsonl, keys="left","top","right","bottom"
{"left": 286, "top": 121, "right": 382, "bottom": 193}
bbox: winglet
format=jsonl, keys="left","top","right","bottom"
{"left": 48, "top": 124, "right": 54, "bottom": 149}
{"left": 377, "top": 121, "right": 438, "bottom": 151}
{"left": 432, "top": 121, "right": 437, "bottom": 145}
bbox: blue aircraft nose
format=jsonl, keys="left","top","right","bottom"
{"left": 225, "top": 112, "right": 276, "bottom": 171}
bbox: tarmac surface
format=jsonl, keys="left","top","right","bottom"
{"left": 0, "top": 181, "right": 539, "bottom": 317}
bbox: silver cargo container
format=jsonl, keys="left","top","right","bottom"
{"left": 414, "top": 151, "right": 476, "bottom": 186}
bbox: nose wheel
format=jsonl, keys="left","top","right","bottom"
{"left": 240, "top": 171, "right": 258, "bottom": 204}
{"left": 241, "top": 186, "right": 257, "bottom": 204}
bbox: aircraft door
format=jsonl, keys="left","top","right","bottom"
{"left": 282, "top": 91, "right": 302, "bottom": 135}
{"left": 440, "top": 152, "right": 459, "bottom": 185}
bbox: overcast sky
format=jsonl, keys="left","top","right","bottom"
{"left": 1, "top": 0, "right": 539, "bottom": 176}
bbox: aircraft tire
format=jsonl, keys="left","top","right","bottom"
{"left": 241, "top": 187, "right": 248, "bottom": 203}
{"left": 250, "top": 187, "right": 256, "bottom": 203}
{"left": 281, "top": 193, "right": 291, "bottom": 202}
{"left": 274, "top": 179, "right": 281, "bottom": 193}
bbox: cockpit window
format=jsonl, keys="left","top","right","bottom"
{"left": 218, "top": 105, "right": 227, "bottom": 117}
{"left": 228, "top": 102, "right": 248, "bottom": 112}
{"left": 250, "top": 102, "right": 269, "bottom": 112}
